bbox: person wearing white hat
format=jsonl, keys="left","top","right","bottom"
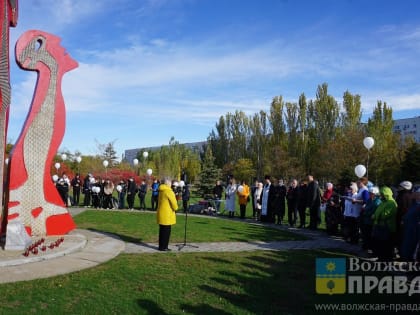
{"left": 396, "top": 180, "right": 415, "bottom": 254}
{"left": 400, "top": 186, "right": 420, "bottom": 261}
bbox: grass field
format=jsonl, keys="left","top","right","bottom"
{"left": 73, "top": 210, "right": 307, "bottom": 243}
{"left": 0, "top": 210, "right": 417, "bottom": 314}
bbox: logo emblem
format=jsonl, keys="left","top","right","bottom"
{"left": 316, "top": 258, "right": 346, "bottom": 294}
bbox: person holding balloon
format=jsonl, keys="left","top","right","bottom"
{"left": 342, "top": 182, "right": 359, "bottom": 243}
{"left": 352, "top": 177, "right": 370, "bottom": 211}
{"left": 237, "top": 180, "right": 250, "bottom": 219}
{"left": 91, "top": 178, "right": 102, "bottom": 209}
{"left": 126, "top": 177, "right": 137, "bottom": 210}
{"left": 116, "top": 180, "right": 127, "bottom": 209}
{"left": 103, "top": 179, "right": 115, "bottom": 209}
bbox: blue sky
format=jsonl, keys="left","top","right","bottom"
{"left": 8, "top": 0, "right": 420, "bottom": 159}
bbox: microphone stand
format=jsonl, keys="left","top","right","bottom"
{"left": 177, "top": 205, "right": 199, "bottom": 251}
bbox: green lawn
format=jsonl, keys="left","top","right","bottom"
{"left": 1, "top": 250, "right": 417, "bottom": 315}
{"left": 1, "top": 211, "right": 416, "bottom": 314}
{"left": 73, "top": 210, "right": 306, "bottom": 243}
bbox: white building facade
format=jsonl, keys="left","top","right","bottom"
{"left": 393, "top": 116, "right": 420, "bottom": 143}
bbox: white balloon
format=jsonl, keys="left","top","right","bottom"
{"left": 4, "top": 158, "right": 8, "bottom": 165}
{"left": 133, "top": 158, "right": 139, "bottom": 166}
{"left": 116, "top": 185, "right": 122, "bottom": 192}
{"left": 52, "top": 174, "right": 59, "bottom": 182}
{"left": 61, "top": 153, "right": 67, "bottom": 161}
{"left": 173, "top": 181, "right": 179, "bottom": 187}
{"left": 146, "top": 168, "right": 152, "bottom": 175}
{"left": 363, "top": 137, "right": 375, "bottom": 150}
{"left": 54, "top": 162, "right": 60, "bottom": 170}
{"left": 90, "top": 177, "right": 95, "bottom": 183}
{"left": 76, "top": 156, "right": 82, "bottom": 163}
{"left": 143, "top": 151, "right": 149, "bottom": 158}
{"left": 103, "top": 160, "right": 109, "bottom": 168}
{"left": 355, "top": 164, "right": 367, "bottom": 178}
{"left": 237, "top": 185, "right": 244, "bottom": 193}
{"left": 179, "top": 180, "right": 185, "bottom": 187}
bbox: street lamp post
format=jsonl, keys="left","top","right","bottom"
{"left": 103, "top": 160, "right": 109, "bottom": 176}
{"left": 133, "top": 158, "right": 139, "bottom": 176}
{"left": 54, "top": 162, "right": 61, "bottom": 177}
{"left": 142, "top": 151, "right": 148, "bottom": 174}
{"left": 76, "top": 156, "right": 82, "bottom": 174}
{"left": 60, "top": 153, "right": 67, "bottom": 176}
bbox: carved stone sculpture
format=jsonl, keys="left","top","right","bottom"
{"left": 2, "top": 30, "right": 77, "bottom": 242}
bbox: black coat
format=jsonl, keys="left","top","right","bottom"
{"left": 307, "top": 181, "right": 321, "bottom": 208}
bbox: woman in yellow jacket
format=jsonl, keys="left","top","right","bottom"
{"left": 157, "top": 178, "right": 179, "bottom": 251}
{"left": 237, "top": 180, "right": 250, "bottom": 219}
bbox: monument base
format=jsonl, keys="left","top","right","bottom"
{"left": 4, "top": 221, "right": 32, "bottom": 251}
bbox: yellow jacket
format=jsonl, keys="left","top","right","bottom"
{"left": 157, "top": 183, "right": 179, "bottom": 225}
{"left": 237, "top": 184, "right": 250, "bottom": 205}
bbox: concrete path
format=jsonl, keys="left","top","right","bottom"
{"left": 0, "top": 208, "right": 366, "bottom": 284}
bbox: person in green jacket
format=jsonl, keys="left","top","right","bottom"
{"left": 156, "top": 178, "right": 179, "bottom": 251}
{"left": 371, "top": 186, "right": 397, "bottom": 261}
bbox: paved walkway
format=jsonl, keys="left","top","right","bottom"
{"left": 0, "top": 208, "right": 366, "bottom": 284}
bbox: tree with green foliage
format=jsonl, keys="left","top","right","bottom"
{"left": 366, "top": 101, "right": 400, "bottom": 184}
{"left": 232, "top": 158, "right": 255, "bottom": 184}
{"left": 248, "top": 110, "right": 269, "bottom": 180}
{"left": 400, "top": 142, "right": 420, "bottom": 183}
{"left": 207, "top": 83, "right": 414, "bottom": 186}
{"left": 228, "top": 110, "right": 249, "bottom": 162}
{"left": 209, "top": 115, "right": 229, "bottom": 168}
{"left": 197, "top": 146, "right": 221, "bottom": 197}
{"left": 341, "top": 90, "right": 362, "bottom": 130}
{"left": 96, "top": 139, "right": 119, "bottom": 167}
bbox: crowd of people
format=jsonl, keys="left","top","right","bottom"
{"left": 54, "top": 173, "right": 162, "bottom": 211}
{"left": 53, "top": 173, "right": 191, "bottom": 212}
{"left": 54, "top": 172, "right": 419, "bottom": 260}
{"left": 212, "top": 175, "right": 420, "bottom": 262}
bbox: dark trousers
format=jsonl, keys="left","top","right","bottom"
{"left": 118, "top": 193, "right": 126, "bottom": 209}
{"left": 298, "top": 206, "right": 306, "bottom": 227}
{"left": 309, "top": 205, "right": 319, "bottom": 229}
{"left": 103, "top": 194, "right": 113, "bottom": 209}
{"left": 151, "top": 195, "right": 158, "bottom": 210}
{"left": 288, "top": 203, "right": 297, "bottom": 226}
{"left": 127, "top": 193, "right": 135, "bottom": 209}
{"left": 159, "top": 225, "right": 171, "bottom": 250}
{"left": 139, "top": 196, "right": 146, "bottom": 209}
{"left": 372, "top": 237, "right": 394, "bottom": 261}
{"left": 240, "top": 204, "right": 246, "bottom": 219}
{"left": 83, "top": 191, "right": 91, "bottom": 207}
{"left": 361, "top": 224, "right": 373, "bottom": 250}
{"left": 73, "top": 189, "right": 80, "bottom": 206}
{"left": 343, "top": 216, "right": 359, "bottom": 244}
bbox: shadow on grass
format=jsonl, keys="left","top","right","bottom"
{"left": 201, "top": 256, "right": 232, "bottom": 264}
{"left": 180, "top": 303, "right": 233, "bottom": 315}
{"left": 191, "top": 250, "right": 420, "bottom": 314}
{"left": 137, "top": 298, "right": 168, "bottom": 315}
{"left": 193, "top": 221, "right": 210, "bottom": 225}
{"left": 181, "top": 251, "right": 314, "bottom": 314}
{"left": 85, "top": 228, "right": 141, "bottom": 244}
